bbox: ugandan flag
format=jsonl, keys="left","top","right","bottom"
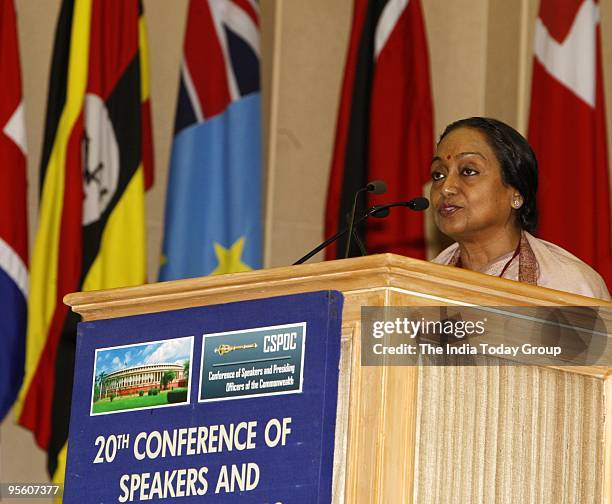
{"left": 14, "top": 0, "right": 154, "bottom": 485}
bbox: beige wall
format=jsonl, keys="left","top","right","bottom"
{"left": 262, "top": 0, "right": 354, "bottom": 266}
{"left": 2, "top": 0, "right": 612, "bottom": 494}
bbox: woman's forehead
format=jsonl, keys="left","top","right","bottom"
{"left": 436, "top": 127, "right": 493, "bottom": 155}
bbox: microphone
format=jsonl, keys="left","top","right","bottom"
{"left": 292, "top": 196, "right": 428, "bottom": 265}
{"left": 365, "top": 180, "right": 387, "bottom": 195}
{"left": 407, "top": 197, "right": 429, "bottom": 210}
{"left": 344, "top": 180, "right": 387, "bottom": 258}
{"left": 370, "top": 197, "right": 429, "bottom": 215}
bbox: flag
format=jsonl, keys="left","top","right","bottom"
{"left": 15, "top": 0, "right": 154, "bottom": 483}
{"left": 159, "top": 0, "right": 262, "bottom": 281}
{"left": 324, "top": 0, "right": 433, "bottom": 260}
{"left": 528, "top": 0, "right": 611, "bottom": 288}
{"left": 0, "top": 0, "right": 27, "bottom": 421}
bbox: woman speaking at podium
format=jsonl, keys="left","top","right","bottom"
{"left": 430, "top": 117, "right": 610, "bottom": 301}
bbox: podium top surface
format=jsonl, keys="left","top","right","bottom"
{"left": 65, "top": 254, "right": 611, "bottom": 321}
{"left": 64, "top": 254, "right": 612, "bottom": 379}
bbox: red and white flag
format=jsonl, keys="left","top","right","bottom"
{"left": 528, "top": 0, "right": 611, "bottom": 288}
{"left": 325, "top": 0, "right": 433, "bottom": 259}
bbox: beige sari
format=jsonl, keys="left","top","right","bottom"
{"left": 432, "top": 232, "right": 611, "bottom": 301}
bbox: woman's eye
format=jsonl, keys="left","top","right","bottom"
{"left": 462, "top": 167, "right": 479, "bottom": 176}
{"left": 431, "top": 171, "right": 445, "bottom": 181}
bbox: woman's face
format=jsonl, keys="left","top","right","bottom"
{"left": 430, "top": 127, "right": 518, "bottom": 242}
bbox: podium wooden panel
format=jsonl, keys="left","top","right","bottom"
{"left": 65, "top": 254, "right": 612, "bottom": 503}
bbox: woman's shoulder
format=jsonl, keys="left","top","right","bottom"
{"left": 431, "top": 242, "right": 459, "bottom": 265}
{"left": 524, "top": 233, "right": 611, "bottom": 300}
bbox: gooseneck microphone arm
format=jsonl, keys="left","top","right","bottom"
{"left": 292, "top": 196, "right": 429, "bottom": 265}
{"left": 344, "top": 180, "right": 387, "bottom": 259}
{"left": 369, "top": 196, "right": 429, "bottom": 215}
{"left": 292, "top": 209, "right": 375, "bottom": 265}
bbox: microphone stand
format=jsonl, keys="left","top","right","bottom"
{"left": 292, "top": 225, "right": 353, "bottom": 266}
{"left": 343, "top": 180, "right": 386, "bottom": 259}
{"left": 292, "top": 197, "right": 429, "bottom": 266}
{"left": 351, "top": 227, "right": 368, "bottom": 257}
{"left": 344, "top": 188, "right": 367, "bottom": 258}
{"left": 293, "top": 205, "right": 389, "bottom": 265}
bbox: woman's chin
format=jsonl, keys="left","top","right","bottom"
{"left": 437, "top": 222, "right": 468, "bottom": 240}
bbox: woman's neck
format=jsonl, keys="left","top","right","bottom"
{"left": 457, "top": 227, "right": 522, "bottom": 272}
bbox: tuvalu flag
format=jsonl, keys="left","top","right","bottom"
{"left": 528, "top": 0, "right": 611, "bottom": 288}
{"left": 0, "top": 0, "right": 27, "bottom": 421}
{"left": 325, "top": 0, "right": 433, "bottom": 260}
{"left": 159, "top": 0, "right": 262, "bottom": 281}
{"left": 15, "top": 0, "right": 154, "bottom": 484}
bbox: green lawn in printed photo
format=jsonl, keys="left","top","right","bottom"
{"left": 92, "top": 389, "right": 188, "bottom": 414}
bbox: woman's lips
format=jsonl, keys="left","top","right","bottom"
{"left": 438, "top": 204, "right": 463, "bottom": 217}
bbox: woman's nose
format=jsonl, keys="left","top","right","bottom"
{"left": 440, "top": 176, "right": 458, "bottom": 196}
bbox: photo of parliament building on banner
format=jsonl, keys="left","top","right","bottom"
{"left": 100, "top": 362, "right": 186, "bottom": 398}
{"left": 91, "top": 336, "right": 194, "bottom": 415}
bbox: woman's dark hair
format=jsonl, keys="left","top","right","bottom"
{"left": 439, "top": 117, "right": 538, "bottom": 233}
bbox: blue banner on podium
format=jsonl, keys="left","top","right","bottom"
{"left": 64, "top": 291, "right": 343, "bottom": 503}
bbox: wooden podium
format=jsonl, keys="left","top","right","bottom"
{"left": 65, "top": 254, "right": 612, "bottom": 503}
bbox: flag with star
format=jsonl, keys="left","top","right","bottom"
{"left": 15, "top": 0, "right": 153, "bottom": 485}
{"left": 0, "top": 0, "right": 28, "bottom": 421}
{"left": 159, "top": 0, "right": 262, "bottom": 281}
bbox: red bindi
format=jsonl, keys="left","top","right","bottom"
{"left": 446, "top": 155, "right": 451, "bottom": 160}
